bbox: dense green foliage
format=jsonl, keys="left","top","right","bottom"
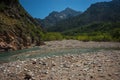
{"left": 76, "top": 34, "right": 112, "bottom": 42}
{"left": 43, "top": 22, "right": 120, "bottom": 42}
{"left": 42, "top": 32, "right": 63, "bottom": 41}
{"left": 47, "top": 0, "right": 120, "bottom": 32}
{"left": 45, "top": 0, "right": 120, "bottom": 42}
{"left": 111, "top": 28, "right": 120, "bottom": 41}
{"left": 0, "top": 2, "right": 6, "bottom": 10}
{"left": 61, "top": 22, "right": 120, "bottom": 42}
{"left": 62, "top": 22, "right": 120, "bottom": 35}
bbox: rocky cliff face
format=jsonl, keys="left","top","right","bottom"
{"left": 0, "top": 0, "right": 43, "bottom": 51}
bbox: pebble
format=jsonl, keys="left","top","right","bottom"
{"left": 16, "top": 65, "right": 20, "bottom": 68}
{"left": 83, "top": 67, "right": 89, "bottom": 71}
{"left": 24, "top": 73, "right": 33, "bottom": 80}
{"left": 62, "top": 64, "right": 70, "bottom": 68}
{"left": 51, "top": 61, "right": 56, "bottom": 66}
{"left": 0, "top": 47, "right": 119, "bottom": 80}
{"left": 98, "top": 69, "right": 103, "bottom": 72}
{"left": 41, "top": 70, "right": 49, "bottom": 74}
{"left": 76, "top": 64, "right": 81, "bottom": 67}
{"left": 114, "top": 72, "right": 119, "bottom": 75}
{"left": 24, "top": 68, "right": 28, "bottom": 71}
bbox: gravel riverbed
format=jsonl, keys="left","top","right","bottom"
{"left": 0, "top": 40, "right": 120, "bottom": 80}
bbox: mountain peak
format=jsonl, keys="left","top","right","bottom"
{"left": 49, "top": 11, "right": 59, "bottom": 15}
{"left": 38, "top": 8, "right": 82, "bottom": 27}
{"left": 65, "top": 7, "right": 73, "bottom": 10}
{"left": 62, "top": 7, "right": 77, "bottom": 13}
{"left": 47, "top": 0, "right": 120, "bottom": 32}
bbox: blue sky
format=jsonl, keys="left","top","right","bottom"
{"left": 19, "top": 0, "right": 111, "bottom": 19}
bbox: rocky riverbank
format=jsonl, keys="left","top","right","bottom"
{"left": 0, "top": 40, "right": 120, "bottom": 80}
{"left": 41, "top": 40, "right": 120, "bottom": 50}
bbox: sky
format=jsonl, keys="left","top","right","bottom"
{"left": 19, "top": 0, "right": 112, "bottom": 19}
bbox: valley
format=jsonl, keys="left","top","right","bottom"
{"left": 0, "top": 0, "right": 120, "bottom": 80}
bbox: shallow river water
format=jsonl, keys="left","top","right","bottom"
{"left": 0, "top": 47, "right": 119, "bottom": 63}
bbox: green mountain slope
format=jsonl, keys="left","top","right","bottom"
{"left": 47, "top": 0, "right": 120, "bottom": 32}
{"left": 0, "top": 0, "right": 43, "bottom": 51}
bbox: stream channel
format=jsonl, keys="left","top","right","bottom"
{"left": 0, "top": 47, "right": 119, "bottom": 63}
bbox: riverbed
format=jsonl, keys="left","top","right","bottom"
{"left": 0, "top": 40, "right": 120, "bottom": 80}
{"left": 0, "top": 40, "right": 120, "bottom": 63}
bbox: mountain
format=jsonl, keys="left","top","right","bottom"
{"left": 0, "top": 0, "right": 43, "bottom": 51}
{"left": 47, "top": 0, "right": 120, "bottom": 32}
{"left": 36, "top": 7, "right": 82, "bottom": 28}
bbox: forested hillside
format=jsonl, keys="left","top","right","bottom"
{"left": 47, "top": 0, "right": 120, "bottom": 32}
{"left": 0, "top": 0, "right": 43, "bottom": 51}
{"left": 45, "top": 0, "right": 120, "bottom": 41}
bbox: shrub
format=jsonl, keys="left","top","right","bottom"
{"left": 43, "top": 32, "right": 63, "bottom": 41}
{"left": 77, "top": 35, "right": 90, "bottom": 41}
{"left": 112, "top": 28, "right": 120, "bottom": 41}
{"left": 76, "top": 34, "right": 112, "bottom": 42}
